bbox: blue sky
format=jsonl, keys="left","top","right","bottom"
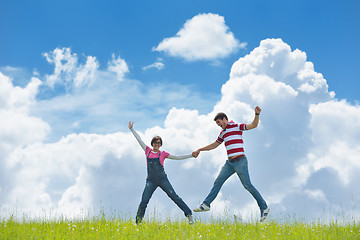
{"left": 1, "top": 0, "right": 360, "bottom": 222}
{"left": 1, "top": 0, "right": 359, "bottom": 103}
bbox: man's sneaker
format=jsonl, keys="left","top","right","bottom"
{"left": 187, "top": 215, "right": 194, "bottom": 225}
{"left": 193, "top": 203, "right": 210, "bottom": 212}
{"left": 260, "top": 208, "right": 270, "bottom": 222}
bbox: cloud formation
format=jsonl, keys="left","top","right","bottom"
{"left": 107, "top": 54, "right": 129, "bottom": 81}
{"left": 1, "top": 39, "right": 359, "bottom": 223}
{"left": 143, "top": 58, "right": 165, "bottom": 71}
{"left": 153, "top": 13, "right": 245, "bottom": 61}
{"left": 43, "top": 48, "right": 98, "bottom": 89}
{"left": 43, "top": 48, "right": 130, "bottom": 89}
{"left": 0, "top": 73, "right": 49, "bottom": 151}
{"left": 0, "top": 72, "right": 50, "bottom": 210}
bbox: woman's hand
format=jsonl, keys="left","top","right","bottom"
{"left": 128, "top": 121, "right": 134, "bottom": 129}
{"left": 192, "top": 150, "right": 200, "bottom": 158}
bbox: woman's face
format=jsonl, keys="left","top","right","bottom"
{"left": 152, "top": 140, "right": 162, "bottom": 151}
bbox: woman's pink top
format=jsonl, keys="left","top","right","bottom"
{"left": 145, "top": 146, "right": 170, "bottom": 166}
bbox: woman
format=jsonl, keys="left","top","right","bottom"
{"left": 129, "top": 121, "right": 194, "bottom": 225}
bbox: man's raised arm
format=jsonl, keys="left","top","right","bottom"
{"left": 246, "top": 106, "right": 261, "bottom": 130}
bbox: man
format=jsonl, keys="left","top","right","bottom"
{"left": 192, "top": 106, "right": 270, "bottom": 222}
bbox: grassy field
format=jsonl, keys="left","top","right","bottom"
{"left": 1, "top": 216, "right": 359, "bottom": 240}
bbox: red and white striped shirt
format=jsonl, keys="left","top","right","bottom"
{"left": 216, "top": 121, "right": 247, "bottom": 158}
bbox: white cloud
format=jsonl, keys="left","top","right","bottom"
{"left": 43, "top": 49, "right": 128, "bottom": 88}
{"left": 43, "top": 48, "right": 78, "bottom": 88}
{"left": 153, "top": 13, "right": 245, "bottom": 61}
{"left": 74, "top": 56, "right": 99, "bottom": 88}
{"left": 43, "top": 47, "right": 100, "bottom": 88}
{"left": 304, "top": 189, "right": 327, "bottom": 202}
{"left": 0, "top": 73, "right": 49, "bottom": 151}
{"left": 3, "top": 131, "right": 135, "bottom": 216}
{"left": 293, "top": 100, "right": 360, "bottom": 186}
{"left": 0, "top": 73, "right": 39, "bottom": 112}
{"left": 0, "top": 72, "right": 50, "bottom": 208}
{"left": 1, "top": 39, "right": 360, "bottom": 223}
{"left": 107, "top": 54, "right": 129, "bottom": 81}
{"left": 143, "top": 58, "right": 165, "bottom": 71}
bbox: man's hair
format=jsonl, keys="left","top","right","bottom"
{"left": 151, "top": 136, "right": 163, "bottom": 146}
{"left": 214, "top": 112, "right": 228, "bottom": 121}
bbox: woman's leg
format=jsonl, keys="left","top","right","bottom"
{"left": 159, "top": 177, "right": 192, "bottom": 217}
{"left": 136, "top": 179, "right": 158, "bottom": 223}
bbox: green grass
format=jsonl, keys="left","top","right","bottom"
{"left": 1, "top": 216, "right": 359, "bottom": 239}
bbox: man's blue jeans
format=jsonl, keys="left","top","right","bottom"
{"left": 136, "top": 176, "right": 192, "bottom": 223}
{"left": 203, "top": 156, "right": 268, "bottom": 211}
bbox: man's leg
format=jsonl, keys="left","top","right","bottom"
{"left": 198, "top": 161, "right": 234, "bottom": 210}
{"left": 234, "top": 156, "right": 267, "bottom": 211}
{"left": 136, "top": 179, "right": 158, "bottom": 224}
{"left": 158, "top": 177, "right": 192, "bottom": 218}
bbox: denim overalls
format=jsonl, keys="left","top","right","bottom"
{"left": 147, "top": 151, "right": 167, "bottom": 182}
{"left": 135, "top": 151, "right": 192, "bottom": 223}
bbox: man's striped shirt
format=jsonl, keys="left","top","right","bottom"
{"left": 216, "top": 121, "right": 247, "bottom": 158}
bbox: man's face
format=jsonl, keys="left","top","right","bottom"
{"left": 215, "top": 118, "right": 228, "bottom": 130}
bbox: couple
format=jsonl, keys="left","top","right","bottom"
{"left": 129, "top": 106, "right": 269, "bottom": 225}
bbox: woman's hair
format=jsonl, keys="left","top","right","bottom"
{"left": 151, "top": 136, "right": 163, "bottom": 146}
{"left": 214, "top": 112, "right": 228, "bottom": 121}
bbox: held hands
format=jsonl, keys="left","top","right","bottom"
{"left": 192, "top": 149, "right": 200, "bottom": 158}
{"left": 128, "top": 121, "right": 134, "bottom": 129}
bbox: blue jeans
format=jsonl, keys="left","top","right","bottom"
{"left": 136, "top": 176, "right": 192, "bottom": 223}
{"left": 203, "top": 156, "right": 267, "bottom": 211}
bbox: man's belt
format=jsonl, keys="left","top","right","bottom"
{"left": 228, "top": 155, "right": 243, "bottom": 163}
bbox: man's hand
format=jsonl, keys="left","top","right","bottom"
{"left": 255, "top": 106, "right": 261, "bottom": 115}
{"left": 192, "top": 150, "right": 200, "bottom": 158}
{"left": 128, "top": 121, "right": 134, "bottom": 129}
